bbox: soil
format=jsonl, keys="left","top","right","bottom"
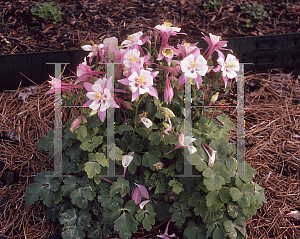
{"left": 1, "top": 0, "right": 300, "bottom": 55}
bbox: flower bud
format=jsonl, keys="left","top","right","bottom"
{"left": 70, "top": 115, "right": 85, "bottom": 132}
{"left": 210, "top": 92, "right": 219, "bottom": 104}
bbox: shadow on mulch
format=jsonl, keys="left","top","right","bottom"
{"left": 0, "top": 69, "right": 299, "bottom": 238}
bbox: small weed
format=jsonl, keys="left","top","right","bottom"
{"left": 203, "top": 0, "right": 222, "bottom": 10}
{"left": 241, "top": 2, "right": 270, "bottom": 20}
{"left": 30, "top": 1, "right": 63, "bottom": 24}
{"left": 240, "top": 2, "right": 271, "bottom": 28}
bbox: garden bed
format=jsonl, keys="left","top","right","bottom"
{"left": 0, "top": 68, "right": 299, "bottom": 238}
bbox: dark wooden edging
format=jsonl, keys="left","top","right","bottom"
{"left": 0, "top": 33, "right": 299, "bottom": 91}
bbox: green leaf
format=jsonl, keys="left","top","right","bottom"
{"left": 25, "top": 171, "right": 59, "bottom": 207}
{"left": 94, "top": 152, "right": 107, "bottom": 166}
{"left": 169, "top": 179, "right": 184, "bottom": 195}
{"left": 148, "top": 131, "right": 162, "bottom": 146}
{"left": 87, "top": 222, "right": 103, "bottom": 239}
{"left": 102, "top": 202, "right": 123, "bottom": 226}
{"left": 128, "top": 153, "right": 141, "bottom": 174}
{"left": 35, "top": 130, "right": 54, "bottom": 151}
{"left": 169, "top": 202, "right": 191, "bottom": 227}
{"left": 80, "top": 141, "right": 95, "bottom": 152}
{"left": 70, "top": 184, "right": 95, "bottom": 209}
{"left": 227, "top": 202, "right": 239, "bottom": 218}
{"left": 188, "top": 192, "right": 207, "bottom": 216}
{"left": 184, "top": 221, "right": 206, "bottom": 239}
{"left": 85, "top": 161, "right": 101, "bottom": 178}
{"left": 142, "top": 150, "right": 161, "bottom": 169}
{"left": 153, "top": 97, "right": 160, "bottom": 107}
{"left": 61, "top": 225, "right": 85, "bottom": 239}
{"left": 62, "top": 176, "right": 78, "bottom": 197}
{"left": 124, "top": 200, "right": 137, "bottom": 216}
{"left": 219, "top": 187, "right": 230, "bottom": 203}
{"left": 135, "top": 204, "right": 156, "bottom": 231}
{"left": 234, "top": 217, "right": 247, "bottom": 237}
{"left": 224, "top": 220, "right": 238, "bottom": 239}
{"left": 92, "top": 135, "right": 103, "bottom": 146}
{"left": 59, "top": 208, "right": 78, "bottom": 226}
{"left": 235, "top": 161, "right": 255, "bottom": 187}
{"left": 253, "top": 182, "right": 267, "bottom": 206}
{"left": 108, "top": 146, "right": 123, "bottom": 161}
{"left": 98, "top": 189, "right": 124, "bottom": 210}
{"left": 25, "top": 182, "right": 45, "bottom": 206}
{"left": 188, "top": 152, "right": 207, "bottom": 172}
{"left": 118, "top": 124, "right": 133, "bottom": 131}
{"left": 114, "top": 212, "right": 138, "bottom": 239}
{"left": 87, "top": 114, "right": 103, "bottom": 128}
{"left": 217, "top": 113, "right": 235, "bottom": 132}
{"left": 206, "top": 191, "right": 224, "bottom": 212}
{"left": 110, "top": 177, "right": 130, "bottom": 197}
{"left": 212, "top": 226, "right": 226, "bottom": 239}
{"left": 75, "top": 125, "right": 87, "bottom": 141}
{"left": 203, "top": 164, "right": 226, "bottom": 191}
{"left": 153, "top": 200, "right": 171, "bottom": 221}
{"left": 230, "top": 188, "right": 242, "bottom": 201}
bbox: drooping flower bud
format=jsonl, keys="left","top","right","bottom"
{"left": 122, "top": 153, "right": 134, "bottom": 177}
{"left": 201, "top": 142, "right": 217, "bottom": 168}
{"left": 164, "top": 75, "right": 174, "bottom": 104}
{"left": 210, "top": 92, "right": 219, "bottom": 104}
{"left": 70, "top": 114, "right": 85, "bottom": 132}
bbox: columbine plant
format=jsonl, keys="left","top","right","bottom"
{"left": 26, "top": 23, "right": 266, "bottom": 239}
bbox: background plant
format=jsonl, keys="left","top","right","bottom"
{"left": 25, "top": 24, "right": 266, "bottom": 239}
{"left": 30, "top": 1, "right": 63, "bottom": 24}
{"left": 203, "top": 0, "right": 223, "bottom": 10}
{"left": 240, "top": 2, "right": 271, "bottom": 28}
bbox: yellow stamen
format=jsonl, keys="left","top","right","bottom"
{"left": 162, "top": 48, "right": 173, "bottom": 57}
{"left": 139, "top": 111, "right": 147, "bottom": 118}
{"left": 163, "top": 22, "right": 172, "bottom": 28}
{"left": 184, "top": 42, "right": 190, "bottom": 46}
{"left": 97, "top": 93, "right": 103, "bottom": 99}
{"left": 127, "top": 35, "right": 134, "bottom": 42}
{"left": 129, "top": 55, "right": 139, "bottom": 63}
{"left": 136, "top": 76, "right": 145, "bottom": 85}
{"left": 190, "top": 61, "right": 198, "bottom": 68}
{"left": 218, "top": 36, "right": 222, "bottom": 40}
{"left": 227, "top": 62, "right": 235, "bottom": 70}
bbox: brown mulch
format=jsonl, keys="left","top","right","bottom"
{"left": 1, "top": 0, "right": 300, "bottom": 55}
{"left": 0, "top": 69, "right": 299, "bottom": 238}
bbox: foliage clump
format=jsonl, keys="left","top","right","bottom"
{"left": 25, "top": 22, "right": 266, "bottom": 239}
{"left": 30, "top": 1, "right": 63, "bottom": 24}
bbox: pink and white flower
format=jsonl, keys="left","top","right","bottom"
{"left": 202, "top": 33, "right": 229, "bottom": 59}
{"left": 215, "top": 53, "right": 239, "bottom": 87}
{"left": 75, "top": 57, "right": 105, "bottom": 84}
{"left": 122, "top": 153, "right": 134, "bottom": 177}
{"left": 157, "top": 45, "right": 178, "bottom": 66}
{"left": 123, "top": 49, "right": 144, "bottom": 69}
{"left": 118, "top": 62, "right": 158, "bottom": 101}
{"left": 121, "top": 31, "right": 151, "bottom": 50}
{"left": 166, "top": 129, "right": 197, "bottom": 155}
{"left": 180, "top": 49, "right": 208, "bottom": 88}
{"left": 131, "top": 183, "right": 149, "bottom": 206}
{"left": 84, "top": 77, "right": 118, "bottom": 122}
{"left": 81, "top": 43, "right": 108, "bottom": 63}
{"left": 177, "top": 41, "right": 198, "bottom": 58}
{"left": 155, "top": 22, "right": 181, "bottom": 47}
{"left": 141, "top": 117, "right": 153, "bottom": 128}
{"left": 46, "top": 76, "right": 82, "bottom": 94}
{"left": 201, "top": 142, "right": 217, "bottom": 168}
{"left": 164, "top": 74, "right": 174, "bottom": 103}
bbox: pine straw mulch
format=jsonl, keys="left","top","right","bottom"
{"left": 0, "top": 69, "right": 300, "bottom": 238}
